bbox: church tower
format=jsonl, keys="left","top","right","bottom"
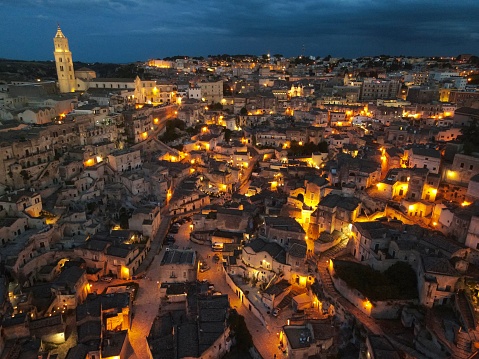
{"left": 53, "top": 25, "right": 76, "bottom": 93}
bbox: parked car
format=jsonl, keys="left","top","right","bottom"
{"left": 169, "top": 227, "right": 179, "bottom": 234}
{"left": 100, "top": 276, "right": 113, "bottom": 282}
{"left": 163, "top": 235, "right": 175, "bottom": 244}
{"left": 272, "top": 308, "right": 280, "bottom": 317}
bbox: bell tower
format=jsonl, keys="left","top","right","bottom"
{"left": 53, "top": 25, "right": 76, "bottom": 93}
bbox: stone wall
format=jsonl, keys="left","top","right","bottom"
{"left": 330, "top": 266, "right": 418, "bottom": 319}
{"left": 225, "top": 272, "right": 267, "bottom": 327}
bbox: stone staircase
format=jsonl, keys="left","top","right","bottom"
{"left": 456, "top": 330, "right": 473, "bottom": 355}
{"left": 316, "top": 237, "right": 350, "bottom": 302}
{"left": 319, "top": 236, "right": 350, "bottom": 260}
{"left": 316, "top": 237, "right": 383, "bottom": 335}
{"left": 456, "top": 290, "right": 477, "bottom": 331}
{"left": 277, "top": 286, "right": 307, "bottom": 310}
{"left": 277, "top": 293, "right": 292, "bottom": 310}
{"left": 317, "top": 262, "right": 340, "bottom": 302}
{"left": 426, "top": 309, "right": 473, "bottom": 359}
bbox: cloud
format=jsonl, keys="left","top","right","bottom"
{"left": 1, "top": 0, "right": 479, "bottom": 61}
{"left": 34, "top": 14, "right": 50, "bottom": 20}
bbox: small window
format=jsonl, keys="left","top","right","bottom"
{"left": 460, "top": 163, "right": 464, "bottom": 168}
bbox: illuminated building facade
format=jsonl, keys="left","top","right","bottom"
{"left": 53, "top": 26, "right": 76, "bottom": 93}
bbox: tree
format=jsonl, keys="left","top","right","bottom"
{"left": 119, "top": 208, "right": 130, "bottom": 229}
{"left": 469, "top": 56, "right": 479, "bottom": 65}
{"left": 114, "top": 63, "right": 145, "bottom": 79}
{"left": 317, "top": 141, "right": 329, "bottom": 153}
{"left": 20, "top": 170, "right": 30, "bottom": 181}
{"left": 159, "top": 118, "right": 186, "bottom": 143}
{"left": 87, "top": 202, "right": 97, "bottom": 214}
{"left": 224, "top": 129, "right": 232, "bottom": 142}
{"left": 171, "top": 144, "right": 184, "bottom": 151}
{"left": 228, "top": 310, "right": 253, "bottom": 351}
{"left": 461, "top": 120, "right": 479, "bottom": 154}
{"left": 288, "top": 141, "right": 328, "bottom": 156}
{"left": 240, "top": 107, "right": 248, "bottom": 116}
{"left": 208, "top": 102, "right": 224, "bottom": 111}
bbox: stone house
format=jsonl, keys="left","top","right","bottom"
{"left": 0, "top": 191, "right": 43, "bottom": 218}
{"left": 446, "top": 153, "right": 479, "bottom": 186}
{"left": 404, "top": 147, "right": 441, "bottom": 174}
{"left": 350, "top": 221, "right": 390, "bottom": 262}
{"left": 286, "top": 240, "right": 311, "bottom": 287}
{"left": 309, "top": 194, "right": 361, "bottom": 237}
{"left": 51, "top": 266, "right": 89, "bottom": 309}
{"left": 417, "top": 255, "right": 460, "bottom": 307}
{"left": 107, "top": 148, "right": 142, "bottom": 173}
{"left": 242, "top": 238, "right": 289, "bottom": 283}
{"left": 280, "top": 320, "right": 336, "bottom": 359}
{"left": 169, "top": 188, "right": 210, "bottom": 216}
{"left": 259, "top": 216, "right": 306, "bottom": 248}
{"left": 159, "top": 249, "right": 197, "bottom": 283}
{"left": 128, "top": 205, "right": 161, "bottom": 238}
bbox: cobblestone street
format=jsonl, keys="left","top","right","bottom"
{"left": 175, "top": 222, "right": 285, "bottom": 359}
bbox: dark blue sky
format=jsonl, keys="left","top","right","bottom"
{"left": 2, "top": 0, "right": 479, "bottom": 63}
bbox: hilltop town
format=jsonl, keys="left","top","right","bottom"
{"left": 1, "top": 27, "right": 479, "bottom": 359}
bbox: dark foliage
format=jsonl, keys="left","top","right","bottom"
{"left": 208, "top": 102, "right": 224, "bottom": 111}
{"left": 333, "top": 260, "right": 417, "bottom": 301}
{"left": 159, "top": 118, "right": 186, "bottom": 142}
{"left": 460, "top": 120, "right": 479, "bottom": 154}
{"left": 288, "top": 141, "right": 328, "bottom": 156}
{"left": 228, "top": 310, "right": 253, "bottom": 351}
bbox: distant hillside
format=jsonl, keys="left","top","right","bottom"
{"left": 0, "top": 59, "right": 145, "bottom": 83}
